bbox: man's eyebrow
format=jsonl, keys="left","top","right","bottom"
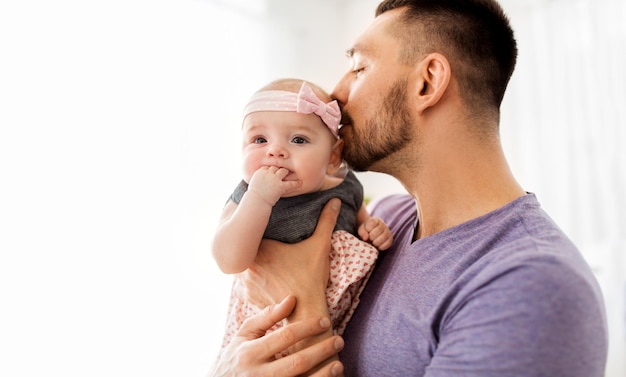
{"left": 345, "top": 44, "right": 368, "bottom": 58}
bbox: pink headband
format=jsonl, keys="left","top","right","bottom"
{"left": 242, "top": 82, "right": 341, "bottom": 138}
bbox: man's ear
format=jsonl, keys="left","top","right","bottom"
{"left": 414, "top": 52, "right": 451, "bottom": 114}
{"left": 327, "top": 138, "right": 344, "bottom": 175}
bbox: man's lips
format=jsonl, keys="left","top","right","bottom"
{"left": 339, "top": 113, "right": 353, "bottom": 136}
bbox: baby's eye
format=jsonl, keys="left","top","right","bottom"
{"left": 291, "top": 136, "right": 308, "bottom": 144}
{"left": 253, "top": 136, "right": 267, "bottom": 144}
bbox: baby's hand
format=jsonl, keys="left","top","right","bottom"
{"left": 247, "top": 166, "right": 302, "bottom": 206}
{"left": 358, "top": 216, "right": 393, "bottom": 251}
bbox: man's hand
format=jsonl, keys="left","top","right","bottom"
{"left": 210, "top": 295, "right": 345, "bottom": 377}
{"left": 231, "top": 198, "right": 343, "bottom": 374}
{"left": 236, "top": 198, "right": 342, "bottom": 317}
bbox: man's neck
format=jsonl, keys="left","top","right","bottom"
{"left": 406, "top": 146, "right": 525, "bottom": 240}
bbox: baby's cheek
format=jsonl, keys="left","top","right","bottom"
{"left": 241, "top": 156, "right": 260, "bottom": 184}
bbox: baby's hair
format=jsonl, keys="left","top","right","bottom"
{"left": 258, "top": 78, "right": 333, "bottom": 104}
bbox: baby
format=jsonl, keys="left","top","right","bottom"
{"left": 212, "top": 78, "right": 393, "bottom": 349}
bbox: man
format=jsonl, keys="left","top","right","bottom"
{"left": 211, "top": 1, "right": 608, "bottom": 376}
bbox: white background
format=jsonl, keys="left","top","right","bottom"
{"left": 1, "top": 0, "right": 623, "bottom": 376}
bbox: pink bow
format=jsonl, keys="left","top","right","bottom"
{"left": 295, "top": 83, "right": 341, "bottom": 138}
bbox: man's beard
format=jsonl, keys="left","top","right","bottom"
{"left": 343, "top": 79, "right": 413, "bottom": 172}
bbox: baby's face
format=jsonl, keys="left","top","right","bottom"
{"left": 241, "top": 110, "right": 337, "bottom": 196}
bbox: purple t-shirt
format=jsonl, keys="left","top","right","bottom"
{"left": 340, "top": 193, "right": 607, "bottom": 376}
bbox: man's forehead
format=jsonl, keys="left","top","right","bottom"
{"left": 346, "top": 9, "right": 402, "bottom": 59}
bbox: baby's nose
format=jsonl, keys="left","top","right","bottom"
{"left": 267, "top": 144, "right": 287, "bottom": 158}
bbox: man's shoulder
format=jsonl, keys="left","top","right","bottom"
{"left": 367, "top": 193, "right": 413, "bottom": 214}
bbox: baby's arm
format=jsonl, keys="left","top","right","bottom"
{"left": 356, "top": 204, "right": 393, "bottom": 251}
{"left": 211, "top": 195, "right": 271, "bottom": 274}
{"left": 211, "top": 166, "right": 302, "bottom": 274}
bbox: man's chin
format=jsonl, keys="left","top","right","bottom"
{"left": 343, "top": 157, "right": 368, "bottom": 173}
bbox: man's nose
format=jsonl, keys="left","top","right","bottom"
{"left": 331, "top": 72, "right": 350, "bottom": 106}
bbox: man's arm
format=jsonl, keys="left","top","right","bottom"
{"left": 249, "top": 198, "right": 342, "bottom": 315}
{"left": 237, "top": 198, "right": 342, "bottom": 344}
